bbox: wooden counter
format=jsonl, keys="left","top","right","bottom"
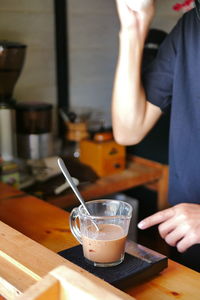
{"left": 0, "top": 182, "right": 199, "bottom": 299}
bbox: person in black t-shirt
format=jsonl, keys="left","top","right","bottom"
{"left": 112, "top": 0, "right": 200, "bottom": 272}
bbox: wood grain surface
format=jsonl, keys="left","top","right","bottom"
{"left": 0, "top": 182, "right": 199, "bottom": 300}
{"left": 47, "top": 156, "right": 168, "bottom": 210}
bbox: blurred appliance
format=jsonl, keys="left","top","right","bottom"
{"left": 0, "top": 40, "right": 26, "bottom": 161}
{"left": 16, "top": 102, "right": 53, "bottom": 160}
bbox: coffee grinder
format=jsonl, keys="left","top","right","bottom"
{"left": 15, "top": 102, "right": 53, "bottom": 160}
{"left": 0, "top": 40, "right": 26, "bottom": 161}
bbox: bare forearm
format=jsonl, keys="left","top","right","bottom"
{"left": 112, "top": 0, "right": 161, "bottom": 145}
{"left": 112, "top": 29, "right": 148, "bottom": 145}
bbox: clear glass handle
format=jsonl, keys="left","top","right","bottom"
{"left": 69, "top": 207, "right": 82, "bottom": 244}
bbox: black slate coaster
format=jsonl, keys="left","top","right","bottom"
{"left": 58, "top": 244, "right": 167, "bottom": 289}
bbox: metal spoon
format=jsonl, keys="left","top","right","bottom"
{"left": 57, "top": 158, "right": 99, "bottom": 230}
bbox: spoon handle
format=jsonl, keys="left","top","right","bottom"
{"left": 57, "top": 158, "right": 90, "bottom": 214}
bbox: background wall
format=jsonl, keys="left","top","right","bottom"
{"left": 0, "top": 0, "right": 182, "bottom": 131}
{"left": 67, "top": 0, "right": 182, "bottom": 126}
{"left": 0, "top": 0, "right": 56, "bottom": 104}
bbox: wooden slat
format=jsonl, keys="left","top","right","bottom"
{"left": 18, "top": 265, "right": 134, "bottom": 300}
{"left": 0, "top": 250, "right": 41, "bottom": 281}
{"left": 0, "top": 221, "right": 134, "bottom": 300}
{"left": 17, "top": 276, "right": 59, "bottom": 300}
{"left": 0, "top": 276, "right": 21, "bottom": 300}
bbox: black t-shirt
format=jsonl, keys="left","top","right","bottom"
{"left": 143, "top": 8, "right": 200, "bottom": 205}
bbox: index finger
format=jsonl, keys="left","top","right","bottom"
{"left": 137, "top": 207, "right": 174, "bottom": 229}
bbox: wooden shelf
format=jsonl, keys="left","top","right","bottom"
{"left": 47, "top": 156, "right": 169, "bottom": 211}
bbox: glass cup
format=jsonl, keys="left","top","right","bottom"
{"left": 69, "top": 199, "right": 132, "bottom": 267}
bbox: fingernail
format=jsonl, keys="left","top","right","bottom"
{"left": 137, "top": 221, "right": 145, "bottom": 229}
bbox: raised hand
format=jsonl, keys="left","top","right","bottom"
{"left": 115, "top": 0, "right": 155, "bottom": 36}
{"left": 124, "top": 0, "right": 154, "bottom": 11}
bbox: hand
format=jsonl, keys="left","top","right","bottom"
{"left": 125, "top": 0, "right": 154, "bottom": 11}
{"left": 115, "top": 0, "right": 155, "bottom": 31}
{"left": 138, "top": 203, "right": 200, "bottom": 252}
